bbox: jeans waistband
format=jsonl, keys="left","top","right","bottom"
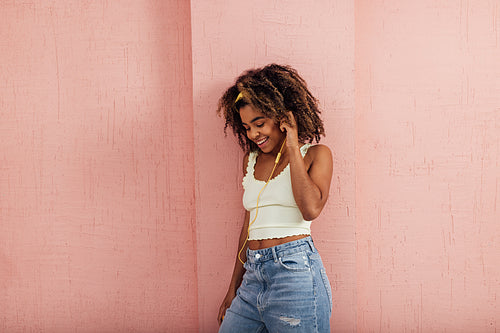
{"left": 246, "top": 236, "right": 316, "bottom": 264}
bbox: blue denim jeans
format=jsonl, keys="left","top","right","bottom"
{"left": 219, "top": 237, "right": 332, "bottom": 333}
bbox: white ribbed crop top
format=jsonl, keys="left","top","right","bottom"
{"left": 242, "top": 144, "right": 312, "bottom": 240}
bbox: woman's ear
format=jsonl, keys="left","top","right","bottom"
{"left": 279, "top": 118, "right": 287, "bottom": 133}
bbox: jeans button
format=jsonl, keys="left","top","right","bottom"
{"left": 255, "top": 253, "right": 261, "bottom": 259}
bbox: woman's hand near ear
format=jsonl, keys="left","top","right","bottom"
{"left": 280, "top": 111, "right": 333, "bottom": 221}
{"left": 279, "top": 111, "right": 299, "bottom": 149}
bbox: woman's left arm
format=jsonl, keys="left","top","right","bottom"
{"left": 280, "top": 112, "right": 333, "bottom": 221}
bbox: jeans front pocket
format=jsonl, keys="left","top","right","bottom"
{"left": 278, "top": 250, "right": 311, "bottom": 272}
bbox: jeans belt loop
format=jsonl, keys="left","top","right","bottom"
{"left": 271, "top": 246, "right": 278, "bottom": 262}
{"left": 307, "top": 237, "right": 315, "bottom": 252}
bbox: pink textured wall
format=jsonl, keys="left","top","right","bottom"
{"left": 0, "top": 2, "right": 198, "bottom": 332}
{"left": 191, "top": 1, "right": 355, "bottom": 332}
{"left": 355, "top": 1, "right": 500, "bottom": 331}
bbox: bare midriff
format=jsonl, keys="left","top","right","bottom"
{"left": 248, "top": 234, "right": 309, "bottom": 250}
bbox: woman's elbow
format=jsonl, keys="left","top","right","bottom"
{"left": 301, "top": 205, "right": 323, "bottom": 221}
{"left": 299, "top": 192, "right": 329, "bottom": 221}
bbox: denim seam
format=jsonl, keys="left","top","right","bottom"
{"left": 320, "top": 268, "right": 333, "bottom": 312}
{"left": 311, "top": 255, "right": 319, "bottom": 333}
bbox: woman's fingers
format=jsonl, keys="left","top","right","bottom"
{"left": 289, "top": 111, "right": 297, "bottom": 125}
{"left": 285, "top": 111, "right": 297, "bottom": 127}
{"left": 217, "top": 302, "right": 228, "bottom": 325}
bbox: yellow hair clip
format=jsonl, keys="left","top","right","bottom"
{"left": 235, "top": 92, "right": 243, "bottom": 103}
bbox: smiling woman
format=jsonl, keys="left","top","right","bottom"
{"left": 239, "top": 105, "right": 284, "bottom": 153}
{"left": 216, "top": 64, "right": 333, "bottom": 333}
{"left": 218, "top": 64, "right": 325, "bottom": 153}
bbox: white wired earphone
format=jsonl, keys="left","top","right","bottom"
{"left": 237, "top": 137, "right": 287, "bottom": 264}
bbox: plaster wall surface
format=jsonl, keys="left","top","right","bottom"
{"left": 355, "top": 1, "right": 500, "bottom": 331}
{"left": 0, "top": 2, "right": 198, "bottom": 332}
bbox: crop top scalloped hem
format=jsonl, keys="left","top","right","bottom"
{"left": 242, "top": 144, "right": 312, "bottom": 241}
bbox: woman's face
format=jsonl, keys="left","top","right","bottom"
{"left": 239, "top": 104, "right": 285, "bottom": 154}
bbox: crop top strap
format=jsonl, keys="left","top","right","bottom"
{"left": 246, "top": 150, "right": 258, "bottom": 175}
{"left": 300, "top": 143, "right": 312, "bottom": 157}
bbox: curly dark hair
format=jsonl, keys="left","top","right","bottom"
{"left": 217, "top": 64, "right": 325, "bottom": 152}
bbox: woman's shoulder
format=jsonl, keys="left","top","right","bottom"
{"left": 304, "top": 143, "right": 333, "bottom": 168}
{"left": 305, "top": 143, "right": 332, "bottom": 158}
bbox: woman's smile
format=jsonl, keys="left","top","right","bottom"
{"left": 255, "top": 136, "right": 269, "bottom": 147}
